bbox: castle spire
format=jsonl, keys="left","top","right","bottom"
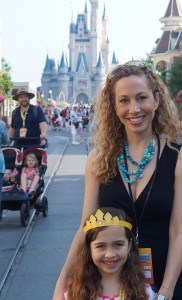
{"left": 43, "top": 54, "right": 52, "bottom": 72}
{"left": 102, "top": 3, "right": 106, "bottom": 20}
{"left": 60, "top": 51, "right": 67, "bottom": 67}
{"left": 96, "top": 51, "right": 104, "bottom": 68}
{"left": 85, "top": 0, "right": 88, "bottom": 13}
{"left": 111, "top": 51, "right": 117, "bottom": 64}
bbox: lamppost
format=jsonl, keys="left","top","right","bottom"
{"left": 49, "top": 90, "right": 52, "bottom": 101}
{"left": 41, "top": 92, "right": 44, "bottom": 101}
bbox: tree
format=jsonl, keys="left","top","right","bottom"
{"left": 143, "top": 56, "right": 154, "bottom": 70}
{"left": 0, "top": 58, "right": 13, "bottom": 97}
{"left": 167, "top": 58, "right": 182, "bottom": 97}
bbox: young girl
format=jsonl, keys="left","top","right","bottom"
{"left": 20, "top": 153, "right": 39, "bottom": 197}
{"left": 65, "top": 207, "right": 156, "bottom": 300}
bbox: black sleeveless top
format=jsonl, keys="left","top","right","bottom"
{"left": 98, "top": 143, "right": 182, "bottom": 299}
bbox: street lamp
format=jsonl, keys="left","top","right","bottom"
{"left": 49, "top": 90, "right": 52, "bottom": 101}
{"left": 41, "top": 92, "right": 44, "bottom": 101}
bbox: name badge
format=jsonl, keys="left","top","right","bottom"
{"left": 19, "top": 127, "right": 27, "bottom": 138}
{"left": 139, "top": 248, "right": 154, "bottom": 284}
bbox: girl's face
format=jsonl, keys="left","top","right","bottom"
{"left": 26, "top": 157, "right": 36, "bottom": 168}
{"left": 90, "top": 226, "right": 131, "bottom": 277}
{"left": 114, "top": 75, "right": 159, "bottom": 137}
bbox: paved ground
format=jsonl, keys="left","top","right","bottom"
{"left": 1, "top": 128, "right": 89, "bottom": 300}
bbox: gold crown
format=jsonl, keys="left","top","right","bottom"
{"left": 83, "top": 209, "right": 132, "bottom": 233}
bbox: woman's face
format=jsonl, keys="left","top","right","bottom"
{"left": 114, "top": 75, "right": 159, "bottom": 136}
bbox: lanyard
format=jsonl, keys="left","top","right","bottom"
{"left": 20, "top": 110, "right": 28, "bottom": 127}
{"left": 123, "top": 133, "right": 160, "bottom": 244}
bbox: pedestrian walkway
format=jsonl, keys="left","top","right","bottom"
{"left": 2, "top": 137, "right": 88, "bottom": 300}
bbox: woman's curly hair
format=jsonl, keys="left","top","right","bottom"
{"left": 66, "top": 207, "right": 148, "bottom": 300}
{"left": 91, "top": 65, "right": 179, "bottom": 184}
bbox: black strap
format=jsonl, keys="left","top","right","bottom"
{"left": 123, "top": 132, "right": 160, "bottom": 244}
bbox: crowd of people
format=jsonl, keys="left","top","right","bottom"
{"left": 50, "top": 104, "right": 92, "bottom": 145}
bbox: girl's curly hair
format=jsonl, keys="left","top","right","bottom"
{"left": 66, "top": 207, "right": 148, "bottom": 300}
{"left": 91, "top": 65, "right": 179, "bottom": 184}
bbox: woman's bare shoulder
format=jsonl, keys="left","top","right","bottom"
{"left": 86, "top": 149, "right": 96, "bottom": 168}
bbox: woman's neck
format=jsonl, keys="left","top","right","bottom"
{"left": 126, "top": 130, "right": 154, "bottom": 148}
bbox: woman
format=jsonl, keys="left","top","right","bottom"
{"left": 0, "top": 119, "right": 9, "bottom": 218}
{"left": 53, "top": 64, "right": 182, "bottom": 300}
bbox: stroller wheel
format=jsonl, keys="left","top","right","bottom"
{"left": 42, "top": 196, "right": 48, "bottom": 217}
{"left": 20, "top": 202, "right": 30, "bottom": 227}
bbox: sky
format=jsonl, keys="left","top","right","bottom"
{"left": 0, "top": 0, "right": 170, "bottom": 87}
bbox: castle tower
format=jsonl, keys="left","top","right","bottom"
{"left": 149, "top": 0, "right": 182, "bottom": 70}
{"left": 58, "top": 51, "right": 69, "bottom": 101}
{"left": 95, "top": 51, "right": 105, "bottom": 93}
{"left": 101, "top": 4, "right": 109, "bottom": 73}
{"left": 84, "top": 0, "right": 89, "bottom": 29}
{"left": 89, "top": 0, "right": 100, "bottom": 74}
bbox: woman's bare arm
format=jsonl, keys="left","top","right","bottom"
{"left": 158, "top": 148, "right": 182, "bottom": 299}
{"left": 53, "top": 150, "right": 100, "bottom": 300}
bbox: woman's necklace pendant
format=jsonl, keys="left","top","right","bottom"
{"left": 116, "top": 136, "right": 155, "bottom": 185}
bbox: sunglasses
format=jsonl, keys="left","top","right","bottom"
{"left": 109, "top": 60, "right": 149, "bottom": 80}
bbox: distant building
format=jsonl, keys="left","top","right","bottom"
{"left": 41, "top": 0, "right": 118, "bottom": 104}
{"left": 149, "top": 0, "right": 182, "bottom": 70}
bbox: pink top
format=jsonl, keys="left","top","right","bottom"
{"left": 22, "top": 168, "right": 39, "bottom": 188}
{"left": 23, "top": 168, "right": 39, "bottom": 180}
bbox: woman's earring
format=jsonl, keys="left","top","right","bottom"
{"left": 128, "top": 252, "right": 131, "bottom": 259}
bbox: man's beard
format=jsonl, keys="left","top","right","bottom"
{"left": 20, "top": 101, "right": 29, "bottom": 108}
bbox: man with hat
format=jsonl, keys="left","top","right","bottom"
{"left": 8, "top": 88, "right": 47, "bottom": 146}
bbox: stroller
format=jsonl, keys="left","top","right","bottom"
{"left": 1, "top": 143, "right": 48, "bottom": 227}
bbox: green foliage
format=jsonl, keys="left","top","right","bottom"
{"left": 0, "top": 58, "right": 13, "bottom": 97}
{"left": 143, "top": 56, "right": 154, "bottom": 69}
{"left": 167, "top": 58, "right": 182, "bottom": 97}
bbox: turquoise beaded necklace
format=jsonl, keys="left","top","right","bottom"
{"left": 116, "top": 136, "right": 155, "bottom": 185}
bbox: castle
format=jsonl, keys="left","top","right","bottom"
{"left": 41, "top": 0, "right": 118, "bottom": 104}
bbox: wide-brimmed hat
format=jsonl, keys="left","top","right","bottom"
{"left": 12, "top": 88, "right": 35, "bottom": 101}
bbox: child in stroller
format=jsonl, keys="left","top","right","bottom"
{"left": 1, "top": 145, "right": 48, "bottom": 226}
{"left": 20, "top": 153, "right": 40, "bottom": 198}
{"left": 3, "top": 168, "right": 18, "bottom": 186}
